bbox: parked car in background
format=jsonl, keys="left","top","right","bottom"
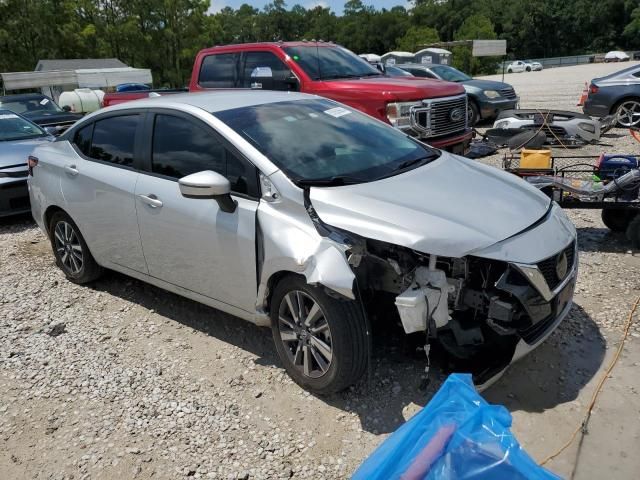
{"left": 583, "top": 64, "right": 640, "bottom": 127}
{"left": 29, "top": 91, "right": 577, "bottom": 393}
{"left": 0, "top": 109, "right": 53, "bottom": 216}
{"left": 604, "top": 51, "right": 630, "bottom": 63}
{"left": 396, "top": 64, "right": 518, "bottom": 125}
{"left": 506, "top": 60, "right": 542, "bottom": 73}
{"left": 104, "top": 42, "right": 473, "bottom": 154}
{"left": 0, "top": 93, "right": 83, "bottom": 134}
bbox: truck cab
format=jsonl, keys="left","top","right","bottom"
{"left": 189, "top": 42, "right": 471, "bottom": 153}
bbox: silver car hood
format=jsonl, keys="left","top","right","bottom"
{"left": 309, "top": 153, "right": 551, "bottom": 258}
{"left": 0, "top": 136, "right": 52, "bottom": 167}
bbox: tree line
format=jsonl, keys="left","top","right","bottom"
{"left": 1, "top": 0, "right": 638, "bottom": 87}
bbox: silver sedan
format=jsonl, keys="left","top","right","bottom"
{"left": 28, "top": 91, "right": 577, "bottom": 393}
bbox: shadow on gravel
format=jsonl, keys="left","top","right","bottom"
{"left": 0, "top": 213, "right": 35, "bottom": 235}
{"left": 316, "top": 303, "right": 605, "bottom": 433}
{"left": 577, "top": 227, "right": 631, "bottom": 253}
{"left": 90, "top": 269, "right": 279, "bottom": 364}
{"left": 87, "top": 270, "right": 604, "bottom": 434}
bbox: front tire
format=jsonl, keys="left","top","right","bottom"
{"left": 468, "top": 101, "right": 480, "bottom": 126}
{"left": 270, "top": 276, "right": 368, "bottom": 394}
{"left": 49, "top": 211, "right": 102, "bottom": 284}
{"left": 526, "top": 66, "right": 531, "bottom": 72}
{"left": 507, "top": 68, "right": 513, "bottom": 74}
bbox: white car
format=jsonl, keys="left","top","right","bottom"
{"left": 28, "top": 91, "right": 577, "bottom": 394}
{"left": 604, "top": 51, "right": 630, "bottom": 63}
{"left": 506, "top": 60, "right": 542, "bottom": 73}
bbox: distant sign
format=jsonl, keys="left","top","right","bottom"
{"left": 472, "top": 40, "right": 507, "bottom": 57}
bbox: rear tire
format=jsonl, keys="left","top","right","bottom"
{"left": 49, "top": 211, "right": 102, "bottom": 284}
{"left": 601, "top": 208, "right": 635, "bottom": 232}
{"left": 625, "top": 214, "right": 640, "bottom": 248}
{"left": 270, "top": 275, "right": 368, "bottom": 394}
{"left": 613, "top": 98, "right": 640, "bottom": 127}
{"left": 526, "top": 66, "right": 531, "bottom": 72}
{"left": 507, "top": 68, "right": 513, "bottom": 74}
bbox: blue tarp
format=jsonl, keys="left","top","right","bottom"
{"left": 352, "top": 374, "right": 561, "bottom": 480}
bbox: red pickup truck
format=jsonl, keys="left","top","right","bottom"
{"left": 104, "top": 42, "right": 471, "bottom": 153}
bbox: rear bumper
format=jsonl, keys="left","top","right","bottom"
{"left": 583, "top": 97, "right": 611, "bottom": 118}
{"left": 0, "top": 178, "right": 30, "bottom": 217}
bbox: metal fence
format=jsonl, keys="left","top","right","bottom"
{"left": 498, "top": 52, "right": 639, "bottom": 72}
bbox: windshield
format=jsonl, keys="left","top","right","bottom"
{"left": 0, "top": 112, "right": 46, "bottom": 141}
{"left": 215, "top": 99, "right": 439, "bottom": 185}
{"left": 385, "top": 65, "right": 413, "bottom": 77}
{"left": 0, "top": 96, "right": 63, "bottom": 115}
{"left": 284, "top": 46, "right": 382, "bottom": 81}
{"left": 430, "top": 65, "right": 471, "bottom": 82}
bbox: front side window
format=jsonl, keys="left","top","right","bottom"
{"left": 284, "top": 46, "right": 381, "bottom": 81}
{"left": 0, "top": 111, "right": 46, "bottom": 141}
{"left": 405, "top": 68, "right": 432, "bottom": 78}
{"left": 199, "top": 53, "right": 239, "bottom": 88}
{"left": 215, "top": 99, "right": 439, "bottom": 186}
{"left": 151, "top": 114, "right": 258, "bottom": 196}
{"left": 90, "top": 115, "right": 139, "bottom": 166}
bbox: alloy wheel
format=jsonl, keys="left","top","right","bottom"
{"left": 616, "top": 100, "right": 640, "bottom": 127}
{"left": 53, "top": 221, "right": 84, "bottom": 274}
{"left": 277, "top": 290, "right": 333, "bottom": 379}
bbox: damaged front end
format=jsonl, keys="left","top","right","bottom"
{"left": 344, "top": 234, "right": 577, "bottom": 385}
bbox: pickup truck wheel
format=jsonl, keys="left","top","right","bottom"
{"left": 49, "top": 211, "right": 102, "bottom": 284}
{"left": 626, "top": 214, "right": 640, "bottom": 248}
{"left": 601, "top": 208, "right": 635, "bottom": 232}
{"left": 270, "top": 276, "right": 367, "bottom": 395}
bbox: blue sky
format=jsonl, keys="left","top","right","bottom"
{"left": 208, "top": 0, "right": 412, "bottom": 14}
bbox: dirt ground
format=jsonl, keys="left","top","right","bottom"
{"left": 1, "top": 62, "right": 640, "bottom": 480}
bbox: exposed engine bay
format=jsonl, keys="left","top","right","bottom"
{"left": 344, "top": 236, "right": 574, "bottom": 384}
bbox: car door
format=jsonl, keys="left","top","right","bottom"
{"left": 135, "top": 110, "right": 260, "bottom": 312}
{"left": 60, "top": 113, "right": 148, "bottom": 273}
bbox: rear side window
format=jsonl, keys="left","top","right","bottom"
{"left": 199, "top": 53, "right": 239, "bottom": 88}
{"left": 73, "top": 123, "right": 93, "bottom": 157}
{"left": 90, "top": 115, "right": 139, "bottom": 166}
{"left": 152, "top": 114, "right": 258, "bottom": 197}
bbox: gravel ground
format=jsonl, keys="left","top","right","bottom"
{"left": 1, "top": 62, "right": 640, "bottom": 480}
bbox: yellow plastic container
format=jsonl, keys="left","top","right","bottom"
{"left": 520, "top": 149, "right": 552, "bottom": 169}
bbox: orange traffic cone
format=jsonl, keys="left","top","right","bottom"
{"left": 577, "top": 81, "right": 588, "bottom": 106}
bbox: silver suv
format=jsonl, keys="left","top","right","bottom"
{"left": 28, "top": 91, "right": 577, "bottom": 394}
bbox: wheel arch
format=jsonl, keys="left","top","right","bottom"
{"left": 43, "top": 205, "right": 67, "bottom": 237}
{"left": 611, "top": 95, "right": 640, "bottom": 115}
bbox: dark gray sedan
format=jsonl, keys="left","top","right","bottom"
{"left": 0, "top": 109, "right": 53, "bottom": 216}
{"left": 583, "top": 64, "right": 640, "bottom": 127}
{"left": 395, "top": 64, "right": 518, "bottom": 125}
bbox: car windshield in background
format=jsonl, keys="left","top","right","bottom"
{"left": 284, "top": 46, "right": 382, "bottom": 81}
{"left": 0, "top": 97, "right": 63, "bottom": 115}
{"left": 431, "top": 65, "right": 471, "bottom": 82}
{"left": 215, "top": 99, "right": 439, "bottom": 186}
{"left": 0, "top": 112, "right": 46, "bottom": 141}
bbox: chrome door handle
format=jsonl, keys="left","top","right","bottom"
{"left": 138, "top": 194, "right": 163, "bottom": 208}
{"left": 64, "top": 165, "right": 79, "bottom": 176}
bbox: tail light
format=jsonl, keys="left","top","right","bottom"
{"left": 27, "top": 155, "right": 39, "bottom": 176}
{"left": 589, "top": 84, "right": 598, "bottom": 94}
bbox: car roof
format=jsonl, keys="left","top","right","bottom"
{"left": 0, "top": 93, "right": 47, "bottom": 102}
{"left": 101, "top": 90, "right": 320, "bottom": 114}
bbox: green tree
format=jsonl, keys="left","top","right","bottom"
{"left": 395, "top": 26, "right": 439, "bottom": 52}
{"left": 452, "top": 14, "right": 499, "bottom": 75}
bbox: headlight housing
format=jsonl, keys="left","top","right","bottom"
{"left": 483, "top": 90, "right": 501, "bottom": 99}
{"left": 386, "top": 101, "right": 422, "bottom": 128}
{"left": 578, "top": 122, "right": 596, "bottom": 133}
